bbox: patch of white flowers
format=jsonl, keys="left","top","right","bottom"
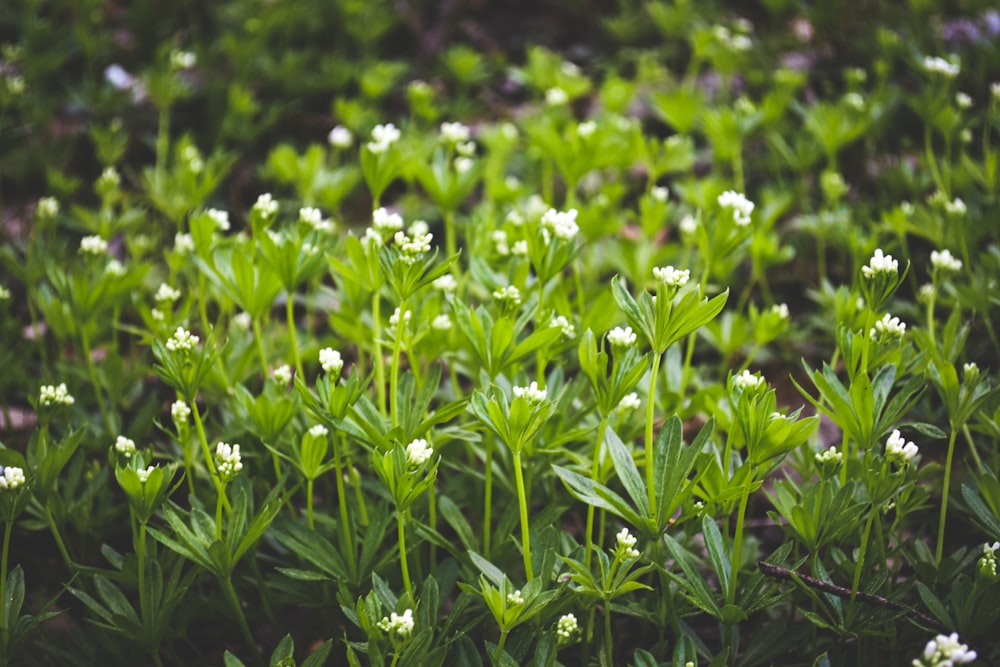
{"left": 617, "top": 392, "right": 641, "bottom": 413}
{"left": 432, "top": 314, "right": 452, "bottom": 331}
{"left": 440, "top": 121, "right": 470, "bottom": 143}
{"left": 166, "top": 327, "right": 199, "bottom": 353}
{"left": 215, "top": 442, "right": 243, "bottom": 481}
{"left": 372, "top": 207, "right": 404, "bottom": 234}
{"left": 79, "top": 235, "right": 109, "bottom": 255}
{"left": 0, "top": 466, "right": 26, "bottom": 491}
{"left": 862, "top": 249, "right": 899, "bottom": 278}
{"left": 39, "top": 383, "right": 75, "bottom": 407}
{"left": 506, "top": 589, "right": 525, "bottom": 606}
{"left": 930, "top": 249, "right": 962, "bottom": 273}
{"left": 733, "top": 369, "right": 765, "bottom": 392}
{"left": 717, "top": 190, "right": 755, "bottom": 226}
{"left": 272, "top": 364, "right": 292, "bottom": 386}
{"left": 115, "top": 436, "right": 136, "bottom": 457}
{"left": 607, "top": 326, "right": 637, "bottom": 348}
{"left": 174, "top": 232, "right": 195, "bottom": 254}
{"left": 327, "top": 125, "right": 353, "bottom": 148}
{"left": 155, "top": 283, "right": 181, "bottom": 303}
{"left": 922, "top": 55, "right": 960, "bottom": 78}
{"left": 541, "top": 208, "right": 580, "bottom": 241}
{"left": 912, "top": 632, "right": 976, "bottom": 666}
{"left": 815, "top": 446, "right": 843, "bottom": 465}
{"left": 393, "top": 227, "right": 433, "bottom": 264}
{"left": 207, "top": 208, "right": 230, "bottom": 231}
{"left": 615, "top": 527, "right": 640, "bottom": 559}
{"left": 253, "top": 193, "right": 278, "bottom": 220}
{"left": 513, "top": 381, "right": 547, "bottom": 405}
{"left": 368, "top": 123, "right": 401, "bottom": 154}
{"left": 37, "top": 196, "right": 60, "bottom": 218}
{"left": 433, "top": 274, "right": 457, "bottom": 292}
{"left": 308, "top": 424, "right": 328, "bottom": 438}
{"left": 653, "top": 265, "right": 690, "bottom": 288}
{"left": 885, "top": 429, "right": 918, "bottom": 465}
{"left": 171, "top": 400, "right": 190, "bottom": 424}
{"left": 550, "top": 315, "right": 575, "bottom": 338}
{"left": 556, "top": 613, "right": 579, "bottom": 643}
{"left": 871, "top": 313, "right": 906, "bottom": 341}
{"left": 406, "top": 438, "right": 433, "bottom": 467}
{"left": 319, "top": 348, "right": 343, "bottom": 376}
{"left": 492, "top": 285, "right": 521, "bottom": 307}
{"left": 377, "top": 609, "right": 414, "bottom": 639}
{"left": 545, "top": 87, "right": 568, "bottom": 106}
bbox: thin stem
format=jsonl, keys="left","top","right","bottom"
{"left": 137, "top": 522, "right": 151, "bottom": 641}
{"left": 585, "top": 416, "right": 609, "bottom": 571}
{"left": 961, "top": 424, "right": 984, "bottom": 474}
{"left": 428, "top": 479, "right": 437, "bottom": 574}
{"left": 512, "top": 450, "right": 534, "bottom": 580}
{"left": 251, "top": 316, "right": 269, "bottom": 378}
{"left": 484, "top": 434, "right": 494, "bottom": 555}
{"left": 645, "top": 351, "right": 663, "bottom": 513}
{"left": 850, "top": 504, "right": 877, "bottom": 603}
{"left": 372, "top": 291, "right": 387, "bottom": 417}
{"left": 80, "top": 327, "right": 113, "bottom": 435}
{"left": 390, "top": 298, "right": 407, "bottom": 427}
{"left": 45, "top": 507, "right": 74, "bottom": 571}
{"left": 220, "top": 574, "right": 257, "bottom": 655}
{"left": 1, "top": 521, "right": 12, "bottom": 631}
{"left": 444, "top": 210, "right": 458, "bottom": 275}
{"left": 727, "top": 475, "right": 754, "bottom": 607}
{"left": 397, "top": 508, "right": 413, "bottom": 600}
{"left": 332, "top": 432, "right": 357, "bottom": 576}
{"left": 495, "top": 629, "right": 509, "bottom": 666}
{"left": 191, "top": 402, "right": 230, "bottom": 511}
{"left": 286, "top": 292, "right": 304, "bottom": 381}
{"left": 603, "top": 600, "right": 614, "bottom": 667}
{"left": 215, "top": 485, "right": 225, "bottom": 541}
{"left": 935, "top": 426, "right": 959, "bottom": 566}
{"left": 306, "top": 478, "right": 315, "bottom": 530}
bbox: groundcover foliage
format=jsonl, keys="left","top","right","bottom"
{"left": 2, "top": 0, "right": 1000, "bottom": 665}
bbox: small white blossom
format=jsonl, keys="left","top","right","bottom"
{"left": 651, "top": 186, "right": 669, "bottom": 202}
{"left": 393, "top": 229, "right": 433, "bottom": 264}
{"left": 615, "top": 527, "right": 640, "bottom": 559}
{"left": 0, "top": 466, "right": 26, "bottom": 491}
{"left": 930, "top": 249, "right": 962, "bottom": 272}
{"left": 815, "top": 446, "right": 843, "bottom": 465}
{"left": 733, "top": 370, "right": 765, "bottom": 392}
{"left": 440, "top": 121, "right": 470, "bottom": 143}
{"left": 327, "top": 125, "right": 353, "bottom": 148}
{"left": 79, "top": 235, "right": 109, "bottom": 255}
{"left": 215, "top": 442, "right": 243, "bottom": 481}
{"left": 253, "top": 194, "right": 278, "bottom": 220}
{"left": 456, "top": 140, "right": 477, "bottom": 157}
{"left": 232, "top": 312, "right": 252, "bottom": 331}
{"left": 506, "top": 589, "right": 525, "bottom": 606}
{"left": 545, "top": 87, "right": 568, "bottom": 106}
{"left": 679, "top": 214, "right": 698, "bottom": 235}
{"left": 556, "top": 613, "right": 579, "bottom": 642}
{"left": 0, "top": 284, "right": 10, "bottom": 301}
{"left": 577, "top": 120, "right": 597, "bottom": 138}
{"left": 885, "top": 429, "right": 918, "bottom": 464}
{"left": 155, "top": 283, "right": 181, "bottom": 303}
{"left": 607, "top": 326, "right": 637, "bottom": 348}
{"left": 844, "top": 92, "right": 866, "bottom": 111}
{"left": 115, "top": 436, "right": 136, "bottom": 457}
{"left": 165, "top": 327, "right": 199, "bottom": 353}
{"left": 862, "top": 248, "right": 899, "bottom": 278}
{"left": 372, "top": 207, "right": 404, "bottom": 233}
{"left": 944, "top": 198, "right": 967, "bottom": 215}
{"left": 98, "top": 166, "right": 120, "bottom": 190}
{"left": 551, "top": 315, "right": 575, "bottom": 338}
{"left": 136, "top": 466, "right": 156, "bottom": 483}
{"left": 377, "top": 609, "right": 414, "bottom": 639}
{"left": 492, "top": 230, "right": 510, "bottom": 256}
{"left": 39, "top": 383, "right": 75, "bottom": 407}
{"left": 914, "top": 632, "right": 976, "bottom": 666}
{"left": 171, "top": 400, "right": 191, "bottom": 424}
{"left": 367, "top": 123, "right": 401, "bottom": 154}
{"left": 388, "top": 308, "right": 411, "bottom": 338}
{"left": 205, "top": 208, "right": 230, "bottom": 231}
{"left": 955, "top": 92, "right": 972, "bottom": 109}
{"left": 151, "top": 308, "right": 165, "bottom": 322}
{"left": 541, "top": 208, "right": 579, "bottom": 240}
{"left": 453, "top": 156, "right": 474, "bottom": 173}
{"left": 272, "top": 364, "right": 292, "bottom": 386}
{"left": 169, "top": 49, "right": 196, "bottom": 69}
{"left": 617, "top": 392, "right": 641, "bottom": 412}
{"left": 653, "top": 265, "right": 690, "bottom": 288}
{"left": 870, "top": 313, "right": 906, "bottom": 341}
{"left": 308, "top": 424, "right": 329, "bottom": 438}
{"left": 512, "top": 240, "right": 528, "bottom": 255}
{"left": 433, "top": 274, "right": 457, "bottom": 292}
{"left": 492, "top": 285, "right": 521, "bottom": 306}
{"left": 36, "top": 197, "right": 60, "bottom": 218}
{"left": 513, "top": 381, "right": 547, "bottom": 405}
{"left": 771, "top": 303, "right": 790, "bottom": 319}
{"left": 174, "top": 232, "right": 195, "bottom": 253}
{"left": 319, "top": 348, "right": 344, "bottom": 376}
{"left": 432, "top": 314, "right": 452, "bottom": 331}
{"left": 922, "top": 56, "right": 960, "bottom": 78}
{"left": 105, "top": 259, "right": 126, "bottom": 277}
{"left": 717, "top": 190, "right": 755, "bottom": 226}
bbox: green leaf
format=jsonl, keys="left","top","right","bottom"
{"left": 605, "top": 427, "right": 647, "bottom": 516}
{"left": 702, "top": 515, "right": 730, "bottom": 599}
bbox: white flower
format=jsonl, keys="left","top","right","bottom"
{"left": 945, "top": 198, "right": 967, "bottom": 215}
{"left": 0, "top": 466, "right": 26, "bottom": 491}
{"left": 617, "top": 392, "right": 641, "bottom": 412}
{"left": 922, "top": 56, "right": 960, "bottom": 78}
{"left": 550, "top": 315, "right": 575, "bottom": 338}
{"left": 456, "top": 140, "right": 477, "bottom": 157}
{"left": 914, "top": 632, "right": 976, "bottom": 666}
{"left": 171, "top": 400, "right": 191, "bottom": 424}
{"left": 492, "top": 230, "right": 510, "bottom": 256}
{"left": 440, "top": 121, "right": 470, "bottom": 143}
{"left": 844, "top": 92, "right": 866, "bottom": 111}
{"left": 453, "top": 156, "right": 474, "bottom": 173}
{"left": 105, "top": 259, "right": 126, "bottom": 277}
{"left": 165, "top": 327, "right": 199, "bottom": 353}
{"left": 506, "top": 589, "right": 525, "bottom": 605}
{"left": 393, "top": 229, "right": 433, "bottom": 264}
{"left": 377, "top": 609, "right": 414, "bottom": 639}
{"left": 5, "top": 75, "right": 24, "bottom": 95}
{"left": 556, "top": 613, "right": 579, "bottom": 642}
{"left": 955, "top": 92, "right": 972, "bottom": 109}
{"left": 541, "top": 208, "right": 579, "bottom": 240}
{"left": 717, "top": 190, "right": 755, "bottom": 226}
{"left": 771, "top": 303, "right": 790, "bottom": 319}
{"left": 653, "top": 265, "right": 690, "bottom": 288}
{"left": 492, "top": 285, "right": 521, "bottom": 306}
{"left": 607, "top": 326, "right": 637, "bottom": 348}
{"left": 733, "top": 370, "right": 765, "bottom": 392}
{"left": 0, "top": 284, "right": 10, "bottom": 301}
{"left": 372, "top": 207, "right": 404, "bottom": 233}
{"left": 679, "top": 214, "right": 698, "bottom": 235}
{"left": 319, "top": 348, "right": 344, "bottom": 376}
{"left": 545, "top": 87, "right": 568, "bottom": 106}
{"left": 79, "top": 235, "right": 108, "bottom": 255}
{"left": 205, "top": 208, "right": 230, "bottom": 231}
{"left": 169, "top": 49, "right": 196, "bottom": 69}
{"left": 870, "top": 313, "right": 906, "bottom": 341}
{"left": 433, "top": 274, "right": 457, "bottom": 292}
{"left": 615, "top": 527, "right": 640, "bottom": 559}
{"left": 272, "top": 364, "right": 292, "bottom": 386}
{"left": 862, "top": 248, "right": 899, "bottom": 278}
{"left": 253, "top": 193, "right": 278, "bottom": 220}
{"left": 155, "top": 283, "right": 181, "bottom": 303}
{"left": 513, "top": 381, "right": 547, "bottom": 405}
{"left": 232, "top": 312, "right": 252, "bottom": 331}
{"left": 815, "top": 446, "right": 843, "bottom": 465}
{"left": 308, "top": 424, "right": 329, "bottom": 438}
{"left": 405, "top": 438, "right": 433, "bottom": 467}
{"left": 174, "top": 232, "right": 195, "bottom": 253}
{"left": 885, "top": 429, "right": 918, "bottom": 464}
{"left": 115, "top": 436, "right": 136, "bottom": 457}
{"left": 930, "top": 249, "right": 962, "bottom": 272}
{"left": 388, "top": 308, "right": 411, "bottom": 338}
{"left": 577, "top": 120, "right": 597, "bottom": 138}
{"left": 432, "top": 314, "right": 452, "bottom": 331}
{"left": 39, "top": 383, "right": 75, "bottom": 406}
{"left": 98, "top": 166, "right": 121, "bottom": 190}
{"left": 651, "top": 186, "right": 669, "bottom": 202}
{"left": 327, "top": 125, "right": 353, "bottom": 148}
{"left": 215, "top": 442, "right": 243, "bottom": 481}
{"left": 135, "top": 466, "right": 156, "bottom": 483}
{"left": 36, "top": 197, "right": 60, "bottom": 218}
{"left": 367, "top": 123, "right": 401, "bottom": 154}
{"left": 512, "top": 240, "right": 528, "bottom": 256}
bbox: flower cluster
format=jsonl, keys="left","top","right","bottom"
{"left": 912, "top": 632, "right": 976, "bottom": 667}
{"left": 870, "top": 313, "right": 906, "bottom": 341}
{"left": 556, "top": 613, "right": 579, "bottom": 644}
{"left": 405, "top": 438, "right": 433, "bottom": 467}
{"left": 617, "top": 392, "right": 641, "bottom": 413}
{"left": 393, "top": 227, "right": 433, "bottom": 264}
{"left": 862, "top": 249, "right": 899, "bottom": 278}
{"left": 207, "top": 208, "right": 230, "bottom": 231}
{"left": 377, "top": 609, "right": 414, "bottom": 640}
{"left": 930, "top": 249, "right": 962, "bottom": 273}
{"left": 0, "top": 466, "right": 26, "bottom": 491}
{"left": 607, "top": 326, "right": 637, "bottom": 348}
{"left": 978, "top": 541, "right": 999, "bottom": 581}
{"left": 433, "top": 274, "right": 457, "bottom": 292}
{"left": 550, "top": 315, "right": 575, "bottom": 338}
{"left": 253, "top": 193, "right": 279, "bottom": 220}
{"left": 115, "top": 436, "right": 136, "bottom": 458}
{"left": 733, "top": 369, "right": 765, "bottom": 392}
{"left": 155, "top": 283, "right": 181, "bottom": 304}
{"left": 717, "top": 190, "right": 754, "bottom": 226}
{"left": 885, "top": 430, "right": 918, "bottom": 465}
{"left": 440, "top": 121, "right": 470, "bottom": 144}
{"left": 272, "top": 364, "right": 292, "bottom": 386}
{"left": 136, "top": 466, "right": 156, "bottom": 483}
{"left": 541, "top": 208, "right": 580, "bottom": 241}
{"left": 492, "top": 285, "right": 521, "bottom": 307}
{"left": 653, "top": 265, "right": 690, "bottom": 288}
{"left": 815, "top": 446, "right": 843, "bottom": 465}
{"left": 215, "top": 442, "right": 243, "bottom": 481}
{"left": 39, "top": 383, "right": 75, "bottom": 407}
{"left": 171, "top": 400, "right": 191, "bottom": 425}
{"left": 319, "top": 348, "right": 344, "bottom": 376}
{"left": 165, "top": 327, "right": 199, "bottom": 353}
{"left": 922, "top": 55, "right": 960, "bottom": 78}
{"left": 615, "top": 527, "right": 640, "bottom": 560}
{"left": 308, "top": 424, "right": 329, "bottom": 438}
{"left": 79, "top": 235, "right": 109, "bottom": 255}
{"left": 513, "top": 381, "right": 547, "bottom": 405}
{"left": 327, "top": 125, "right": 352, "bottom": 148}
{"left": 506, "top": 589, "right": 525, "bottom": 606}
{"left": 368, "top": 123, "right": 401, "bottom": 154}
{"left": 372, "top": 207, "right": 404, "bottom": 234}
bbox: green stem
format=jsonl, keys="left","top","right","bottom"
{"left": 484, "top": 434, "right": 494, "bottom": 555}
{"left": 1, "top": 521, "right": 11, "bottom": 631}
{"left": 428, "top": 479, "right": 437, "bottom": 575}
{"left": 397, "top": 508, "right": 413, "bottom": 599}
{"left": 390, "top": 298, "right": 407, "bottom": 427}
{"left": 444, "top": 210, "right": 458, "bottom": 275}
{"left": 961, "top": 424, "right": 984, "bottom": 474}
{"left": 512, "top": 450, "right": 534, "bottom": 580}
{"left": 645, "top": 351, "right": 663, "bottom": 513}
{"left": 603, "top": 599, "right": 614, "bottom": 667}
{"left": 156, "top": 106, "right": 170, "bottom": 177}
{"left": 216, "top": 485, "right": 225, "bottom": 541}
{"left": 251, "top": 316, "right": 269, "bottom": 378}
{"left": 306, "top": 478, "right": 315, "bottom": 530}
{"left": 850, "top": 504, "right": 877, "bottom": 603}
{"left": 137, "top": 522, "right": 151, "bottom": 640}
{"left": 80, "top": 327, "right": 113, "bottom": 435}
{"left": 286, "top": 292, "right": 304, "bottom": 381}
{"left": 198, "top": 273, "right": 211, "bottom": 339}
{"left": 495, "top": 629, "right": 509, "bottom": 666}
{"left": 45, "top": 506, "right": 73, "bottom": 571}
{"left": 926, "top": 283, "right": 937, "bottom": 350}
{"left": 372, "top": 291, "right": 387, "bottom": 417}
{"left": 935, "top": 426, "right": 959, "bottom": 566}
{"left": 332, "top": 432, "right": 357, "bottom": 576}
{"left": 585, "top": 416, "right": 609, "bottom": 571}
{"left": 727, "top": 474, "right": 754, "bottom": 607}
{"left": 220, "top": 574, "right": 257, "bottom": 655}
{"left": 191, "top": 402, "right": 229, "bottom": 510}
